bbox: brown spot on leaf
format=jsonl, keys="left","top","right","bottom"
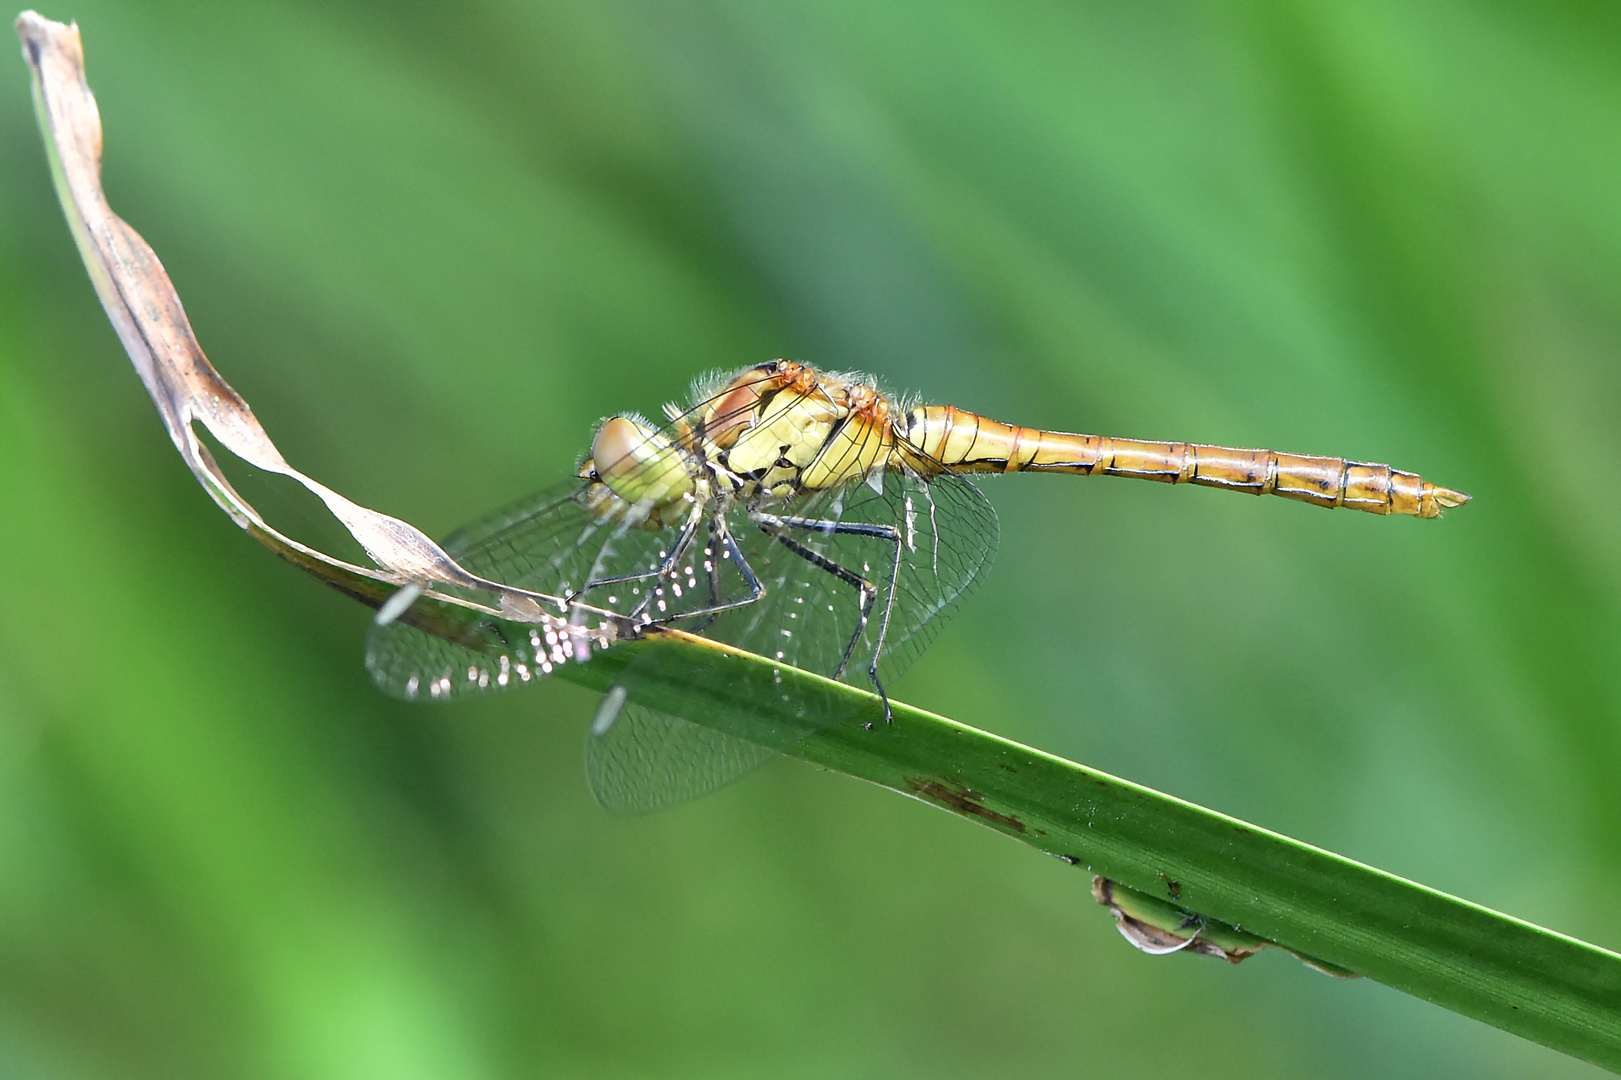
{"left": 906, "top": 778, "right": 1027, "bottom": 834}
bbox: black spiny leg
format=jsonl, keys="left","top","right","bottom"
{"left": 680, "top": 518, "right": 728, "bottom": 633}
{"left": 753, "top": 512, "right": 903, "bottom": 725}
{"left": 567, "top": 499, "right": 706, "bottom": 621}
{"left": 658, "top": 512, "right": 766, "bottom": 625}
{"left": 863, "top": 515, "right": 905, "bottom": 724}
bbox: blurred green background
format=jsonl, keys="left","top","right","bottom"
{"left": 3, "top": 1, "right": 1619, "bottom": 1076}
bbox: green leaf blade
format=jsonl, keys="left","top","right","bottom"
{"left": 570, "top": 635, "right": 1621, "bottom": 1070}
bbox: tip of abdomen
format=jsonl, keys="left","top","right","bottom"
{"left": 1422, "top": 483, "right": 1471, "bottom": 518}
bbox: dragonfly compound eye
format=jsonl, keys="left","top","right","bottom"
{"left": 591, "top": 416, "right": 696, "bottom": 509}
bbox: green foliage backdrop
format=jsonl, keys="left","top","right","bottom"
{"left": 3, "top": 2, "right": 1619, "bottom": 1077}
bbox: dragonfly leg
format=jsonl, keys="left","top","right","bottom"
{"left": 657, "top": 513, "right": 766, "bottom": 624}
{"left": 753, "top": 513, "right": 902, "bottom": 724}
{"left": 568, "top": 500, "right": 707, "bottom": 619}
{"left": 679, "top": 518, "right": 728, "bottom": 633}
{"left": 865, "top": 527, "right": 904, "bottom": 725}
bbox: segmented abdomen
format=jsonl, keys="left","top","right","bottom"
{"left": 902, "top": 405, "right": 1469, "bottom": 518}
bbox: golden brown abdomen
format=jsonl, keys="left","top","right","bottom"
{"left": 902, "top": 405, "right": 1470, "bottom": 518}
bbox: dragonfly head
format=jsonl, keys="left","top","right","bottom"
{"left": 581, "top": 415, "right": 696, "bottom": 512}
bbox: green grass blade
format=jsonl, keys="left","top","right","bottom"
{"left": 569, "top": 635, "right": 1621, "bottom": 1071}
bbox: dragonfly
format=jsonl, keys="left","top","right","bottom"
{"left": 366, "top": 359, "right": 1468, "bottom": 811}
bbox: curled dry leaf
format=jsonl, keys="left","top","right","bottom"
{"left": 15, "top": 10, "right": 621, "bottom": 662}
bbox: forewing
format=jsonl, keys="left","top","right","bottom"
{"left": 364, "top": 478, "right": 732, "bottom": 702}
{"left": 446, "top": 479, "right": 670, "bottom": 604}
{"left": 363, "top": 592, "right": 589, "bottom": 702}
{"left": 361, "top": 377, "right": 793, "bottom": 708}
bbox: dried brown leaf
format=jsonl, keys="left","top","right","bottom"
{"left": 15, "top": 11, "right": 617, "bottom": 654}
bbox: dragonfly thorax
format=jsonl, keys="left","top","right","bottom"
{"left": 697, "top": 361, "right": 901, "bottom": 499}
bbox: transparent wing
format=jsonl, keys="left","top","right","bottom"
{"left": 445, "top": 479, "right": 698, "bottom": 613}
{"left": 710, "top": 468, "right": 999, "bottom": 685}
{"left": 584, "top": 640, "right": 853, "bottom": 815}
{"left": 582, "top": 467, "right": 998, "bottom": 813}
{"left": 364, "top": 478, "right": 747, "bottom": 703}
{"left": 586, "top": 693, "right": 777, "bottom": 815}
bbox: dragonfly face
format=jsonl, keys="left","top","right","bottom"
{"left": 576, "top": 415, "right": 700, "bottom": 531}
{"left": 589, "top": 416, "right": 695, "bottom": 509}
{"left": 368, "top": 358, "right": 1465, "bottom": 812}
